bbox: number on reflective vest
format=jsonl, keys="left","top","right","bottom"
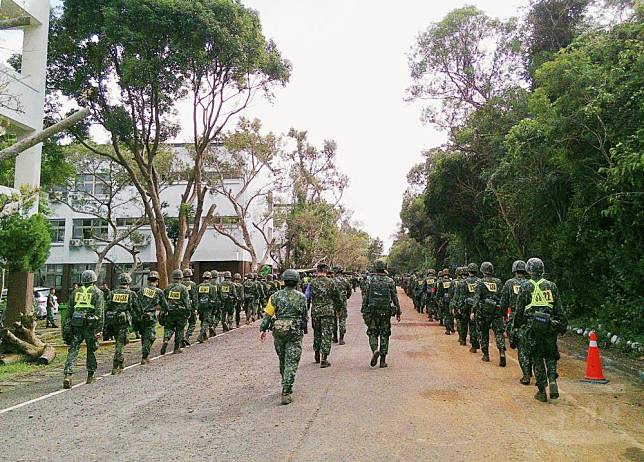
{"left": 512, "top": 284, "right": 521, "bottom": 295}
{"left": 112, "top": 293, "right": 129, "bottom": 303}
{"left": 75, "top": 292, "right": 92, "bottom": 304}
{"left": 483, "top": 282, "right": 497, "bottom": 292}
{"left": 198, "top": 285, "right": 210, "bottom": 294}
{"left": 168, "top": 290, "right": 181, "bottom": 300}
{"left": 143, "top": 287, "right": 156, "bottom": 298}
{"left": 467, "top": 283, "right": 477, "bottom": 293}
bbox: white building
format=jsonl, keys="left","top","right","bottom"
{"left": 39, "top": 144, "right": 274, "bottom": 299}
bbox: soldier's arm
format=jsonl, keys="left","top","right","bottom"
{"left": 551, "top": 284, "right": 567, "bottom": 333}
{"left": 389, "top": 280, "right": 401, "bottom": 315}
{"left": 94, "top": 289, "right": 105, "bottom": 331}
{"left": 472, "top": 282, "right": 483, "bottom": 315}
{"left": 183, "top": 287, "right": 191, "bottom": 312}
{"left": 158, "top": 289, "right": 169, "bottom": 313}
{"left": 499, "top": 281, "right": 510, "bottom": 310}
{"left": 513, "top": 290, "right": 527, "bottom": 328}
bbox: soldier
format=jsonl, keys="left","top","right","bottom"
{"left": 513, "top": 258, "right": 567, "bottom": 402}
{"left": 456, "top": 263, "right": 481, "bottom": 352}
{"left": 437, "top": 268, "right": 455, "bottom": 334}
{"left": 472, "top": 262, "right": 506, "bottom": 366}
{"left": 105, "top": 273, "right": 141, "bottom": 375}
{"left": 46, "top": 288, "right": 58, "bottom": 328}
{"left": 333, "top": 266, "right": 352, "bottom": 345}
{"left": 362, "top": 260, "right": 401, "bottom": 368}
{"left": 422, "top": 269, "right": 437, "bottom": 319}
{"left": 160, "top": 269, "right": 191, "bottom": 355}
{"left": 306, "top": 263, "right": 342, "bottom": 368}
{"left": 501, "top": 260, "right": 532, "bottom": 384}
{"left": 259, "top": 269, "right": 308, "bottom": 405}
{"left": 243, "top": 273, "right": 258, "bottom": 324}
{"left": 449, "top": 267, "right": 464, "bottom": 340}
{"left": 219, "top": 271, "right": 238, "bottom": 331}
{"left": 182, "top": 268, "right": 199, "bottom": 346}
{"left": 196, "top": 272, "right": 218, "bottom": 342}
{"left": 62, "top": 270, "right": 104, "bottom": 389}
{"left": 233, "top": 273, "right": 244, "bottom": 328}
{"left": 138, "top": 271, "right": 168, "bottom": 364}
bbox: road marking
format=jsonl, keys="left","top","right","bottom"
{"left": 0, "top": 322, "right": 255, "bottom": 416}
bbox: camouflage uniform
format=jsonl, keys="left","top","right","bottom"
{"left": 219, "top": 272, "right": 239, "bottom": 330}
{"left": 453, "top": 264, "right": 480, "bottom": 351}
{"left": 306, "top": 267, "right": 342, "bottom": 367}
{"left": 437, "top": 269, "right": 455, "bottom": 334}
{"left": 333, "top": 269, "right": 352, "bottom": 344}
{"left": 513, "top": 258, "right": 567, "bottom": 402}
{"left": 243, "top": 274, "right": 263, "bottom": 323}
{"left": 196, "top": 273, "right": 219, "bottom": 342}
{"left": 448, "top": 268, "right": 464, "bottom": 338}
{"left": 260, "top": 270, "right": 308, "bottom": 404}
{"left": 161, "top": 271, "right": 191, "bottom": 354}
{"left": 472, "top": 262, "right": 506, "bottom": 365}
{"left": 233, "top": 274, "right": 244, "bottom": 327}
{"left": 501, "top": 261, "right": 531, "bottom": 383}
{"left": 362, "top": 261, "right": 401, "bottom": 367}
{"left": 106, "top": 275, "right": 141, "bottom": 374}
{"left": 182, "top": 270, "right": 199, "bottom": 344}
{"left": 138, "top": 273, "right": 168, "bottom": 363}
{"left": 422, "top": 271, "right": 437, "bottom": 317}
{"left": 63, "top": 271, "right": 104, "bottom": 388}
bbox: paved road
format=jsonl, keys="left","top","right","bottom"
{"left": 1, "top": 290, "right": 642, "bottom": 461}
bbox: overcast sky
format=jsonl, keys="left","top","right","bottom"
{"left": 2, "top": 0, "right": 529, "bottom": 250}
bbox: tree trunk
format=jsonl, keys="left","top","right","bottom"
{"left": 1, "top": 272, "right": 56, "bottom": 364}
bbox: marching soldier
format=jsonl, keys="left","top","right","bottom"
{"left": 182, "top": 268, "right": 199, "bottom": 346}
{"left": 306, "top": 263, "right": 342, "bottom": 368}
{"left": 233, "top": 273, "right": 244, "bottom": 328}
{"left": 160, "top": 269, "right": 191, "bottom": 355}
{"left": 472, "top": 262, "right": 506, "bottom": 367}
{"left": 62, "top": 270, "right": 104, "bottom": 389}
{"left": 105, "top": 273, "right": 141, "bottom": 375}
{"left": 197, "top": 271, "right": 218, "bottom": 342}
{"left": 138, "top": 271, "right": 168, "bottom": 364}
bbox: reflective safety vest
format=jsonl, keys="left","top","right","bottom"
{"left": 74, "top": 286, "right": 94, "bottom": 311}
{"left": 526, "top": 279, "right": 554, "bottom": 309}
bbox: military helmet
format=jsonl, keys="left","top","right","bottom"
{"left": 511, "top": 260, "right": 526, "bottom": 273}
{"left": 443, "top": 268, "right": 449, "bottom": 275}
{"left": 374, "top": 260, "right": 387, "bottom": 271}
{"left": 480, "top": 261, "right": 494, "bottom": 275}
{"left": 334, "top": 265, "right": 344, "bottom": 273}
{"left": 212, "top": 270, "right": 219, "bottom": 278}
{"left": 182, "top": 268, "right": 193, "bottom": 278}
{"left": 317, "top": 262, "right": 330, "bottom": 272}
{"left": 526, "top": 257, "right": 545, "bottom": 275}
{"left": 202, "top": 271, "right": 212, "bottom": 280}
{"left": 466, "top": 263, "right": 478, "bottom": 273}
{"left": 81, "top": 270, "right": 97, "bottom": 284}
{"left": 282, "top": 269, "right": 300, "bottom": 283}
{"left": 428, "top": 269, "right": 436, "bottom": 275}
{"left": 233, "top": 272, "right": 241, "bottom": 281}
{"left": 224, "top": 271, "right": 232, "bottom": 278}
{"left": 172, "top": 269, "right": 184, "bottom": 280}
{"left": 455, "top": 267, "right": 463, "bottom": 277}
{"left": 118, "top": 273, "right": 132, "bottom": 285}
{"left": 148, "top": 271, "right": 160, "bottom": 280}
{"left": 437, "top": 270, "right": 444, "bottom": 277}
{"left": 267, "top": 274, "right": 273, "bottom": 281}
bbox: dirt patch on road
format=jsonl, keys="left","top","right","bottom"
{"left": 419, "top": 388, "right": 461, "bottom": 402}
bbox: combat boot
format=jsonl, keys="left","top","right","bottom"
{"left": 111, "top": 364, "right": 119, "bottom": 375}
{"left": 469, "top": 346, "right": 477, "bottom": 353}
{"left": 444, "top": 330, "right": 451, "bottom": 335}
{"left": 482, "top": 354, "right": 490, "bottom": 362}
{"left": 534, "top": 387, "right": 548, "bottom": 402}
{"left": 160, "top": 342, "right": 168, "bottom": 355}
{"left": 209, "top": 327, "right": 216, "bottom": 337}
{"left": 63, "top": 374, "right": 72, "bottom": 389}
{"left": 549, "top": 382, "right": 559, "bottom": 400}
{"left": 86, "top": 372, "right": 96, "bottom": 384}
{"left": 314, "top": 350, "right": 320, "bottom": 364}
{"left": 379, "top": 354, "right": 388, "bottom": 368}
{"left": 520, "top": 375, "right": 531, "bottom": 385}
{"left": 320, "top": 354, "right": 331, "bottom": 368}
{"left": 197, "top": 334, "right": 205, "bottom": 344}
{"left": 281, "top": 393, "right": 292, "bottom": 405}
{"left": 222, "top": 322, "right": 229, "bottom": 332}
{"left": 173, "top": 346, "right": 183, "bottom": 354}
{"left": 370, "top": 350, "right": 380, "bottom": 367}
{"left": 499, "top": 355, "right": 506, "bottom": 367}
{"left": 182, "top": 338, "right": 190, "bottom": 347}
{"left": 339, "top": 334, "right": 345, "bottom": 345}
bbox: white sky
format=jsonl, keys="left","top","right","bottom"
{"left": 3, "top": 0, "right": 529, "bottom": 250}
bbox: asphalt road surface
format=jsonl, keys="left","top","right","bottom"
{"left": 1, "top": 289, "right": 642, "bottom": 461}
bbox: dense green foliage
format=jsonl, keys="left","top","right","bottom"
{"left": 0, "top": 214, "right": 51, "bottom": 272}
{"left": 396, "top": 2, "right": 643, "bottom": 338}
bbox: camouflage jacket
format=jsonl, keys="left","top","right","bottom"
{"left": 473, "top": 276, "right": 503, "bottom": 318}
{"left": 219, "top": 279, "right": 238, "bottom": 304}
{"left": 106, "top": 287, "right": 141, "bottom": 326}
{"left": 163, "top": 282, "right": 191, "bottom": 314}
{"left": 138, "top": 284, "right": 168, "bottom": 321}
{"left": 500, "top": 277, "right": 529, "bottom": 311}
{"left": 362, "top": 273, "right": 400, "bottom": 315}
{"left": 182, "top": 280, "right": 198, "bottom": 309}
{"left": 196, "top": 282, "right": 219, "bottom": 310}
{"left": 260, "top": 287, "right": 308, "bottom": 334}
{"left": 513, "top": 278, "right": 567, "bottom": 334}
{"left": 306, "top": 276, "right": 342, "bottom": 318}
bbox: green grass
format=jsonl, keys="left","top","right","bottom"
{"left": 0, "top": 353, "right": 68, "bottom": 381}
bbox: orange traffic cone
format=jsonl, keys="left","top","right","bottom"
{"left": 581, "top": 331, "right": 609, "bottom": 384}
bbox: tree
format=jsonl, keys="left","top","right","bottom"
{"left": 367, "top": 237, "right": 384, "bottom": 264}
{"left": 206, "top": 118, "right": 282, "bottom": 271}
{"left": 0, "top": 192, "right": 55, "bottom": 363}
{"left": 407, "top": 6, "right": 524, "bottom": 130}
{"left": 48, "top": 0, "right": 290, "bottom": 285}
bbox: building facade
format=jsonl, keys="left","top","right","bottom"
{"left": 39, "top": 144, "right": 274, "bottom": 300}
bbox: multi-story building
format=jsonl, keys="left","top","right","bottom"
{"left": 38, "top": 144, "right": 273, "bottom": 299}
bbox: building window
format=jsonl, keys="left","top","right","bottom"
{"left": 72, "top": 218, "right": 108, "bottom": 239}
{"left": 114, "top": 263, "right": 149, "bottom": 288}
{"left": 74, "top": 174, "right": 110, "bottom": 196}
{"left": 72, "top": 264, "right": 107, "bottom": 285}
{"left": 49, "top": 219, "right": 66, "bottom": 243}
{"left": 37, "top": 264, "right": 63, "bottom": 288}
{"left": 116, "top": 217, "right": 144, "bottom": 228}
{"left": 213, "top": 215, "right": 240, "bottom": 227}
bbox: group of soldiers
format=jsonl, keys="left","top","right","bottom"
{"left": 400, "top": 257, "right": 567, "bottom": 402}
{"left": 61, "top": 267, "right": 280, "bottom": 389}
{"left": 259, "top": 261, "right": 399, "bottom": 404}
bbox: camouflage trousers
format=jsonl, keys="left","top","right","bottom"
{"left": 312, "top": 315, "right": 334, "bottom": 356}
{"left": 222, "top": 301, "right": 235, "bottom": 328}
{"left": 163, "top": 313, "right": 187, "bottom": 349}
{"left": 528, "top": 332, "right": 559, "bottom": 389}
{"left": 458, "top": 309, "right": 479, "bottom": 348}
{"left": 185, "top": 310, "right": 198, "bottom": 340}
{"left": 140, "top": 316, "right": 157, "bottom": 359}
{"left": 198, "top": 307, "right": 213, "bottom": 338}
{"left": 234, "top": 302, "right": 243, "bottom": 327}
{"left": 364, "top": 311, "right": 392, "bottom": 355}
{"left": 477, "top": 316, "right": 506, "bottom": 354}
{"left": 64, "top": 327, "right": 99, "bottom": 374}
{"left": 441, "top": 301, "right": 454, "bottom": 332}
{"left": 516, "top": 327, "right": 532, "bottom": 378}
{"left": 113, "top": 323, "right": 130, "bottom": 367}
{"left": 244, "top": 298, "right": 257, "bottom": 322}
{"left": 273, "top": 332, "right": 303, "bottom": 394}
{"left": 337, "top": 305, "right": 348, "bottom": 336}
